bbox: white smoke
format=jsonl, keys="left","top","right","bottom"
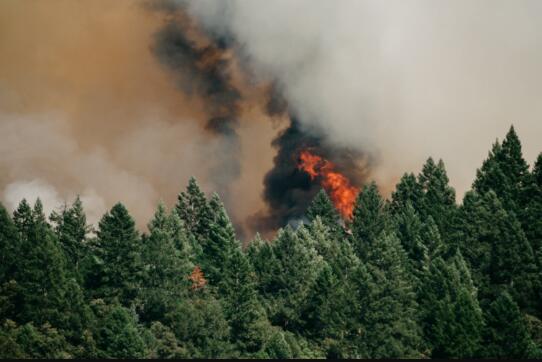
{"left": 185, "top": 0, "right": 542, "bottom": 197}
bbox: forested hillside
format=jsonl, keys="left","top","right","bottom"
{"left": 0, "top": 126, "right": 541, "bottom": 358}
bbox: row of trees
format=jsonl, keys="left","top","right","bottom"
{"left": 0, "top": 126, "right": 541, "bottom": 358}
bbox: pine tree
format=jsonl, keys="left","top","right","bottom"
{"left": 199, "top": 194, "right": 237, "bottom": 286}
{"left": 522, "top": 152, "right": 542, "bottom": 255}
{"left": 473, "top": 126, "right": 529, "bottom": 215}
{"left": 174, "top": 177, "right": 213, "bottom": 240}
{"left": 390, "top": 172, "right": 425, "bottom": 217}
{"left": 351, "top": 182, "right": 388, "bottom": 259}
{"left": 0, "top": 202, "right": 18, "bottom": 291}
{"left": 456, "top": 190, "right": 539, "bottom": 312}
{"left": 10, "top": 199, "right": 68, "bottom": 327}
{"left": 418, "top": 157, "right": 456, "bottom": 234}
{"left": 305, "top": 189, "right": 343, "bottom": 237}
{"left": 353, "top": 231, "right": 422, "bottom": 358}
{"left": 50, "top": 196, "right": 89, "bottom": 276}
{"left": 219, "top": 248, "right": 270, "bottom": 355}
{"left": 482, "top": 291, "right": 532, "bottom": 358}
{"left": 138, "top": 202, "right": 193, "bottom": 324}
{"left": 165, "top": 288, "right": 233, "bottom": 358}
{"left": 392, "top": 202, "right": 428, "bottom": 272}
{"left": 258, "top": 227, "right": 324, "bottom": 332}
{"left": 91, "top": 301, "right": 146, "bottom": 358}
{"left": 419, "top": 254, "right": 483, "bottom": 358}
{"left": 88, "top": 203, "right": 143, "bottom": 307}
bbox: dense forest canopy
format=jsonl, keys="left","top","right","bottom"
{"left": 0, "top": 126, "right": 541, "bottom": 358}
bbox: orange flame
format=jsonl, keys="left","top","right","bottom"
{"left": 298, "top": 150, "right": 359, "bottom": 219}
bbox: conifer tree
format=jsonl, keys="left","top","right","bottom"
{"left": 456, "top": 190, "right": 539, "bottom": 312}
{"left": 219, "top": 248, "right": 270, "bottom": 355}
{"left": 354, "top": 231, "right": 422, "bottom": 358}
{"left": 418, "top": 157, "right": 456, "bottom": 234}
{"left": 482, "top": 291, "right": 532, "bottom": 358}
{"left": 390, "top": 173, "right": 425, "bottom": 217}
{"left": 351, "top": 182, "right": 388, "bottom": 259}
{"left": 419, "top": 254, "right": 483, "bottom": 358}
{"left": 258, "top": 227, "right": 324, "bottom": 332}
{"left": 473, "top": 126, "right": 530, "bottom": 215}
{"left": 138, "top": 202, "right": 193, "bottom": 323}
{"left": 305, "top": 189, "right": 342, "bottom": 236}
{"left": 199, "top": 194, "right": 237, "bottom": 286}
{"left": 50, "top": 196, "right": 89, "bottom": 275}
{"left": 0, "top": 202, "right": 18, "bottom": 289}
{"left": 522, "top": 152, "right": 542, "bottom": 254}
{"left": 91, "top": 301, "right": 146, "bottom": 358}
{"left": 88, "top": 203, "right": 143, "bottom": 307}
{"left": 175, "top": 177, "right": 213, "bottom": 240}
{"left": 393, "top": 202, "right": 428, "bottom": 272}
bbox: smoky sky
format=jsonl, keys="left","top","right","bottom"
{"left": 1, "top": 0, "right": 542, "bottom": 239}
{"left": 186, "top": 0, "right": 542, "bottom": 196}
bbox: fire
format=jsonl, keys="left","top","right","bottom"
{"left": 298, "top": 150, "right": 359, "bottom": 219}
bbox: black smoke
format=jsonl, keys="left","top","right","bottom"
{"left": 249, "top": 116, "right": 370, "bottom": 234}
{"left": 152, "top": 12, "right": 242, "bottom": 203}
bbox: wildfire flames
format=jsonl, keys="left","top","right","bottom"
{"left": 298, "top": 150, "right": 359, "bottom": 219}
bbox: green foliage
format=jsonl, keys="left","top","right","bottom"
{"left": 419, "top": 254, "right": 483, "bottom": 358}
{"left": 351, "top": 182, "right": 388, "bottom": 258}
{"left": 306, "top": 189, "right": 343, "bottom": 237}
{"left": 482, "top": 291, "right": 533, "bottom": 358}
{"left": 354, "top": 231, "right": 422, "bottom": 358}
{"left": 0, "top": 127, "right": 540, "bottom": 358}
{"left": 87, "top": 203, "right": 143, "bottom": 307}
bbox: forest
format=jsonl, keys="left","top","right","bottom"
{"left": 0, "top": 126, "right": 541, "bottom": 358}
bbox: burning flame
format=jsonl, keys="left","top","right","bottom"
{"left": 298, "top": 150, "right": 359, "bottom": 219}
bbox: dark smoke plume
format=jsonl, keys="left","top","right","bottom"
{"left": 152, "top": 10, "right": 242, "bottom": 203}
{"left": 249, "top": 117, "right": 370, "bottom": 235}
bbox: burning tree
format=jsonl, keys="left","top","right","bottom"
{"left": 298, "top": 150, "right": 359, "bottom": 219}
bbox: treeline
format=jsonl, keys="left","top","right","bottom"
{"left": 0, "top": 126, "right": 541, "bottom": 358}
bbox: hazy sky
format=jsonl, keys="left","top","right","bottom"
{"left": 1, "top": 0, "right": 541, "bottom": 234}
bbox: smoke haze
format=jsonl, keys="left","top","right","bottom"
{"left": 1, "top": 0, "right": 541, "bottom": 238}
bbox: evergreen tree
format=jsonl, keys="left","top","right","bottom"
{"left": 393, "top": 202, "right": 428, "bottom": 272}
{"left": 219, "top": 248, "right": 271, "bottom": 355}
{"left": 257, "top": 227, "right": 324, "bottom": 332}
{"left": 419, "top": 254, "right": 483, "bottom": 358}
{"left": 351, "top": 182, "right": 388, "bottom": 259}
{"left": 174, "top": 177, "right": 213, "bottom": 240}
{"left": 91, "top": 301, "right": 146, "bottom": 358}
{"left": 390, "top": 172, "right": 425, "bottom": 217}
{"left": 138, "top": 202, "right": 193, "bottom": 324}
{"left": 456, "top": 191, "right": 539, "bottom": 312}
{"left": 0, "top": 202, "right": 19, "bottom": 304}
{"left": 473, "top": 126, "right": 529, "bottom": 215}
{"left": 305, "top": 189, "right": 342, "bottom": 237}
{"left": 50, "top": 196, "right": 89, "bottom": 276}
{"left": 199, "top": 194, "right": 237, "bottom": 286}
{"left": 418, "top": 157, "right": 456, "bottom": 234}
{"left": 482, "top": 291, "right": 532, "bottom": 358}
{"left": 522, "top": 152, "right": 542, "bottom": 254}
{"left": 165, "top": 288, "right": 233, "bottom": 358}
{"left": 88, "top": 203, "right": 143, "bottom": 307}
{"left": 354, "top": 231, "right": 422, "bottom": 358}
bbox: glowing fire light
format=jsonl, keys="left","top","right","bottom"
{"left": 298, "top": 150, "right": 359, "bottom": 219}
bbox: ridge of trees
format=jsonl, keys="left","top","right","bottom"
{"left": 1, "top": 126, "right": 541, "bottom": 358}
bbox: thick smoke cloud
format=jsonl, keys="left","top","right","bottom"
{"left": 185, "top": 0, "right": 542, "bottom": 198}
{"left": 249, "top": 118, "right": 370, "bottom": 234}
{"left": 2, "top": 0, "right": 542, "bottom": 240}
{"left": 152, "top": 12, "right": 242, "bottom": 203}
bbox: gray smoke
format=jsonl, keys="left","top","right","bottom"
{"left": 184, "top": 0, "right": 542, "bottom": 198}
